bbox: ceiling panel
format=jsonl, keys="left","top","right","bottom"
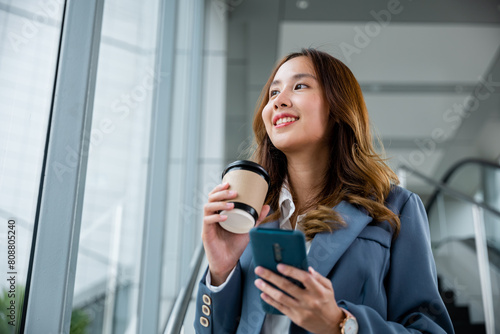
{"left": 385, "top": 147, "right": 444, "bottom": 172}
{"left": 365, "top": 92, "right": 471, "bottom": 139}
{"left": 282, "top": 0, "right": 500, "bottom": 24}
{"left": 278, "top": 22, "right": 500, "bottom": 83}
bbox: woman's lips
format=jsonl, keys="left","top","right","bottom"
{"left": 272, "top": 113, "right": 298, "bottom": 125}
{"left": 275, "top": 116, "right": 298, "bottom": 127}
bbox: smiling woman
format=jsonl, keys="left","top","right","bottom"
{"left": 196, "top": 48, "right": 455, "bottom": 334}
{"left": 262, "top": 57, "right": 330, "bottom": 160}
{"left": 254, "top": 49, "right": 401, "bottom": 241}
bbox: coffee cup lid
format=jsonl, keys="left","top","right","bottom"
{"left": 222, "top": 160, "right": 270, "bottom": 185}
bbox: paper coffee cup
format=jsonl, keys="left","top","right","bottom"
{"left": 219, "top": 160, "right": 270, "bottom": 234}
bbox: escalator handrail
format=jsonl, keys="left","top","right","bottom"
{"left": 425, "top": 158, "right": 500, "bottom": 214}
{"left": 163, "top": 243, "right": 205, "bottom": 334}
{"left": 400, "top": 163, "right": 500, "bottom": 218}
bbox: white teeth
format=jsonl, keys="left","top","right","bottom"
{"left": 275, "top": 117, "right": 297, "bottom": 125}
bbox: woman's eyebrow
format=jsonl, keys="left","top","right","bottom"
{"left": 271, "top": 73, "right": 317, "bottom": 86}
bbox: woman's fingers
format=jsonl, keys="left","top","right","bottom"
{"left": 203, "top": 213, "right": 227, "bottom": 225}
{"left": 208, "top": 182, "right": 229, "bottom": 195}
{"left": 278, "top": 264, "right": 331, "bottom": 293}
{"left": 203, "top": 183, "right": 238, "bottom": 224}
{"left": 254, "top": 266, "right": 303, "bottom": 298}
{"left": 259, "top": 292, "right": 290, "bottom": 314}
{"left": 207, "top": 188, "right": 238, "bottom": 203}
{"left": 254, "top": 278, "right": 298, "bottom": 309}
{"left": 308, "top": 266, "right": 333, "bottom": 290}
{"left": 203, "top": 201, "right": 234, "bottom": 215}
{"left": 276, "top": 264, "right": 314, "bottom": 289}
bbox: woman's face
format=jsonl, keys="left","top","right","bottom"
{"left": 262, "top": 56, "right": 331, "bottom": 156}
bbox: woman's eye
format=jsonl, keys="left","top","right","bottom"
{"left": 295, "top": 83, "right": 307, "bottom": 90}
{"left": 270, "top": 90, "right": 279, "bottom": 97}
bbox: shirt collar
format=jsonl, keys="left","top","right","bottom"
{"left": 278, "top": 180, "right": 306, "bottom": 232}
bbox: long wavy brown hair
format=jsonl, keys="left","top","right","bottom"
{"left": 252, "top": 48, "right": 400, "bottom": 241}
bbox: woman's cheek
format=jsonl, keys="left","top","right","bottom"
{"left": 262, "top": 106, "right": 272, "bottom": 127}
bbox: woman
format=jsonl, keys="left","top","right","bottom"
{"left": 195, "top": 48, "right": 454, "bottom": 334}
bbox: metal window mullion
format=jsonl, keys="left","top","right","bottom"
{"left": 24, "top": 0, "right": 104, "bottom": 333}
{"left": 179, "top": 0, "right": 206, "bottom": 285}
{"left": 137, "top": 0, "right": 178, "bottom": 333}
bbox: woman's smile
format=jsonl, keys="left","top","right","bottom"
{"left": 262, "top": 56, "right": 330, "bottom": 155}
{"left": 273, "top": 113, "right": 299, "bottom": 127}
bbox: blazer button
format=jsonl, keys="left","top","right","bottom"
{"left": 202, "top": 304, "right": 211, "bottom": 316}
{"left": 200, "top": 316, "right": 209, "bottom": 327}
{"left": 202, "top": 294, "right": 212, "bottom": 305}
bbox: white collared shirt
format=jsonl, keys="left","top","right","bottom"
{"left": 261, "top": 185, "right": 310, "bottom": 334}
{"left": 206, "top": 184, "right": 311, "bottom": 333}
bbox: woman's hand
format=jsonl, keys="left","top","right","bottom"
{"left": 254, "top": 264, "right": 344, "bottom": 334}
{"left": 202, "top": 182, "right": 270, "bottom": 286}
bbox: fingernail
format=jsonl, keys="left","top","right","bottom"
{"left": 277, "top": 263, "right": 286, "bottom": 272}
{"left": 219, "top": 214, "right": 227, "bottom": 220}
{"left": 225, "top": 202, "right": 234, "bottom": 209}
{"left": 228, "top": 190, "right": 237, "bottom": 196}
{"left": 255, "top": 266, "right": 263, "bottom": 275}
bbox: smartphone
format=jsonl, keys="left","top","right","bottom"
{"left": 249, "top": 227, "right": 308, "bottom": 314}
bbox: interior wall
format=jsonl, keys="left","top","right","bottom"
{"left": 224, "top": 0, "right": 281, "bottom": 163}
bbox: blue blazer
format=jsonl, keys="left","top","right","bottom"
{"left": 194, "top": 186, "right": 454, "bottom": 333}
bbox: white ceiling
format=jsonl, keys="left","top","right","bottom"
{"left": 364, "top": 92, "right": 470, "bottom": 138}
{"left": 278, "top": 23, "right": 500, "bottom": 83}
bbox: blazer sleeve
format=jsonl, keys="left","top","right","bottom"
{"left": 194, "top": 262, "right": 243, "bottom": 334}
{"left": 337, "top": 193, "right": 455, "bottom": 334}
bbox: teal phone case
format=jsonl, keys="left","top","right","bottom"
{"left": 249, "top": 227, "right": 308, "bottom": 315}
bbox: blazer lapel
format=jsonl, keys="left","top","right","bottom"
{"left": 307, "top": 201, "right": 372, "bottom": 277}
{"left": 237, "top": 219, "right": 280, "bottom": 333}
{"left": 242, "top": 205, "right": 371, "bottom": 333}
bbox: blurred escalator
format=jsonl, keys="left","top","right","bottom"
{"left": 402, "top": 158, "right": 500, "bottom": 334}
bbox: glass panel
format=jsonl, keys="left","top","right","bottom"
{"left": 445, "top": 163, "right": 482, "bottom": 198}
{"left": 483, "top": 165, "right": 500, "bottom": 249}
{"left": 482, "top": 207, "right": 500, "bottom": 333}
{"left": 429, "top": 193, "right": 476, "bottom": 247}
{"left": 159, "top": 0, "right": 197, "bottom": 325}
{"left": 429, "top": 190, "right": 500, "bottom": 332}
{"left": 165, "top": 0, "right": 229, "bottom": 330}
{"left": 70, "top": 0, "right": 160, "bottom": 332}
{"left": 0, "top": 1, "right": 63, "bottom": 332}
{"left": 441, "top": 162, "right": 500, "bottom": 250}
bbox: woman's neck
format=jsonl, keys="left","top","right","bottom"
{"left": 286, "top": 150, "right": 329, "bottom": 212}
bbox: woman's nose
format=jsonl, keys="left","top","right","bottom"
{"left": 273, "top": 91, "right": 291, "bottom": 109}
